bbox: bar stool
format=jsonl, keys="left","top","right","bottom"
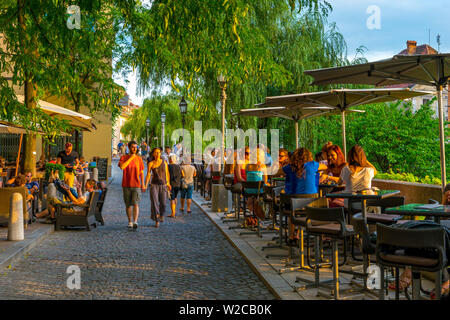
{"left": 264, "top": 193, "right": 318, "bottom": 259}
{"left": 239, "top": 180, "right": 270, "bottom": 238}
{"left": 304, "top": 206, "right": 356, "bottom": 300}
{"left": 376, "top": 223, "right": 448, "bottom": 300}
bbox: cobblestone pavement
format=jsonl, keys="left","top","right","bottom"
{"left": 0, "top": 159, "right": 274, "bottom": 300}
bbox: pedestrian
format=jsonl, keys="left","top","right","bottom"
{"left": 167, "top": 154, "right": 182, "bottom": 218}
{"left": 118, "top": 141, "right": 145, "bottom": 230}
{"left": 180, "top": 157, "right": 197, "bottom": 214}
{"left": 57, "top": 142, "right": 79, "bottom": 188}
{"left": 144, "top": 147, "right": 171, "bottom": 228}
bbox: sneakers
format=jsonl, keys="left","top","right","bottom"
{"left": 127, "top": 222, "right": 133, "bottom": 229}
{"left": 133, "top": 222, "right": 138, "bottom": 230}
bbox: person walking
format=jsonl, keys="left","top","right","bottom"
{"left": 144, "top": 148, "right": 171, "bottom": 228}
{"left": 167, "top": 154, "right": 182, "bottom": 218}
{"left": 118, "top": 141, "right": 145, "bottom": 230}
{"left": 180, "top": 158, "right": 197, "bottom": 214}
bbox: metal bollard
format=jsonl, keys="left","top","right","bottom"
{"left": 8, "top": 193, "right": 24, "bottom": 241}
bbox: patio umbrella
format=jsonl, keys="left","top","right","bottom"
{"left": 234, "top": 105, "right": 364, "bottom": 149}
{"left": 304, "top": 53, "right": 450, "bottom": 189}
{"left": 16, "top": 95, "right": 96, "bottom": 131}
{"left": 262, "top": 88, "right": 431, "bottom": 158}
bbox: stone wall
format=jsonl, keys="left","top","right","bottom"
{"left": 372, "top": 179, "right": 443, "bottom": 204}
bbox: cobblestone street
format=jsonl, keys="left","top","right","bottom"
{"left": 0, "top": 160, "right": 274, "bottom": 300}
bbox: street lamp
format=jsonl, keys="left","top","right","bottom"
{"left": 161, "top": 112, "right": 166, "bottom": 152}
{"left": 217, "top": 74, "right": 227, "bottom": 172}
{"left": 145, "top": 117, "right": 150, "bottom": 146}
{"left": 178, "top": 96, "right": 187, "bottom": 155}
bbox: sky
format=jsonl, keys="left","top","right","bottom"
{"left": 113, "top": 0, "right": 450, "bottom": 105}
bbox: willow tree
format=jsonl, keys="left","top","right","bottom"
{"left": 116, "top": 0, "right": 358, "bottom": 151}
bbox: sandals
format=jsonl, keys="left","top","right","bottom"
{"left": 388, "top": 270, "right": 412, "bottom": 291}
{"left": 430, "top": 280, "right": 450, "bottom": 300}
{"left": 187, "top": 210, "right": 192, "bottom": 214}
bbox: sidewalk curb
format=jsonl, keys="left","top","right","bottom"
{"left": 192, "top": 193, "right": 303, "bottom": 300}
{"left": 0, "top": 224, "right": 54, "bottom": 270}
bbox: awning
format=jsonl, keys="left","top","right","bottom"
{"left": 16, "top": 95, "right": 96, "bottom": 131}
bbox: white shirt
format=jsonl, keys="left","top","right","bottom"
{"left": 340, "top": 166, "right": 375, "bottom": 192}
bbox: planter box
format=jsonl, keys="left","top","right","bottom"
{"left": 372, "top": 179, "right": 442, "bottom": 204}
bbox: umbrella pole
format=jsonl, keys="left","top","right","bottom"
{"left": 341, "top": 110, "right": 347, "bottom": 161}
{"left": 437, "top": 86, "right": 446, "bottom": 191}
{"left": 295, "top": 121, "right": 299, "bottom": 149}
{"left": 15, "top": 133, "right": 23, "bottom": 176}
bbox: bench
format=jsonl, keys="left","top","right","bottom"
{"left": 54, "top": 190, "right": 100, "bottom": 231}
{"left": 0, "top": 187, "right": 31, "bottom": 228}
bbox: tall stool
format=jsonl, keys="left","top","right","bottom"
{"left": 304, "top": 206, "right": 356, "bottom": 300}
{"left": 376, "top": 223, "right": 448, "bottom": 300}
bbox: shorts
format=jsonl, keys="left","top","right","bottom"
{"left": 123, "top": 187, "right": 141, "bottom": 208}
{"left": 180, "top": 184, "right": 194, "bottom": 199}
{"left": 170, "top": 187, "right": 180, "bottom": 200}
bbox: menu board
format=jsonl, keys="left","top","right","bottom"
{"left": 97, "top": 157, "right": 108, "bottom": 181}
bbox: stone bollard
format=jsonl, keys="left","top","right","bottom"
{"left": 8, "top": 193, "right": 24, "bottom": 241}
{"left": 48, "top": 182, "right": 57, "bottom": 199}
{"left": 92, "top": 168, "right": 98, "bottom": 181}
{"left": 82, "top": 171, "right": 90, "bottom": 193}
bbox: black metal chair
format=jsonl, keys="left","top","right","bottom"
{"left": 304, "top": 206, "right": 356, "bottom": 299}
{"left": 264, "top": 193, "right": 318, "bottom": 259}
{"left": 376, "top": 223, "right": 448, "bottom": 300}
{"left": 239, "top": 180, "right": 269, "bottom": 238}
{"left": 95, "top": 187, "right": 108, "bottom": 225}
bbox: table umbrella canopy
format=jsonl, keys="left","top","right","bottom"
{"left": 234, "top": 104, "right": 364, "bottom": 149}
{"left": 0, "top": 122, "right": 42, "bottom": 134}
{"left": 304, "top": 54, "right": 450, "bottom": 87}
{"left": 16, "top": 95, "right": 96, "bottom": 131}
{"left": 304, "top": 53, "right": 450, "bottom": 189}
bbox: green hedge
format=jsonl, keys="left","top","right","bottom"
{"left": 375, "top": 171, "right": 442, "bottom": 185}
{"left": 44, "top": 163, "right": 66, "bottom": 181}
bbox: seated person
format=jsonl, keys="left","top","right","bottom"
{"left": 245, "top": 148, "right": 270, "bottom": 212}
{"left": 24, "top": 170, "right": 39, "bottom": 196}
{"left": 76, "top": 156, "right": 89, "bottom": 175}
{"left": 36, "top": 179, "right": 98, "bottom": 222}
{"left": 283, "top": 147, "right": 327, "bottom": 244}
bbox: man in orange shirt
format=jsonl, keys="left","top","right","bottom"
{"left": 118, "top": 141, "right": 145, "bottom": 230}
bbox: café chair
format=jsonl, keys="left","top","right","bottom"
{"left": 264, "top": 193, "right": 317, "bottom": 259}
{"left": 221, "top": 174, "right": 238, "bottom": 223}
{"left": 376, "top": 223, "right": 448, "bottom": 300}
{"left": 303, "top": 206, "right": 356, "bottom": 300}
{"left": 280, "top": 197, "right": 329, "bottom": 277}
{"left": 54, "top": 191, "right": 100, "bottom": 231}
{"left": 239, "top": 180, "right": 270, "bottom": 238}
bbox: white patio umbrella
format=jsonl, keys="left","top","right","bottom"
{"left": 304, "top": 53, "right": 450, "bottom": 189}
{"left": 16, "top": 95, "right": 96, "bottom": 131}
{"left": 262, "top": 88, "right": 431, "bottom": 158}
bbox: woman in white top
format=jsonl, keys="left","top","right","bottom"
{"left": 339, "top": 145, "right": 377, "bottom": 192}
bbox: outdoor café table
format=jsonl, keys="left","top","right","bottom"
{"left": 385, "top": 203, "right": 450, "bottom": 224}
{"left": 271, "top": 177, "right": 285, "bottom": 187}
{"left": 325, "top": 189, "right": 401, "bottom": 220}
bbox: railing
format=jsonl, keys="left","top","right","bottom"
{"left": 372, "top": 178, "right": 442, "bottom": 204}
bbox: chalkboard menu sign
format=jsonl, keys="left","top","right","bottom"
{"left": 97, "top": 157, "right": 108, "bottom": 181}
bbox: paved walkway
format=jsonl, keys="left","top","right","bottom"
{"left": 0, "top": 160, "right": 274, "bottom": 300}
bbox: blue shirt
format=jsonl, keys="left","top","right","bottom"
{"left": 282, "top": 161, "right": 319, "bottom": 195}
{"left": 25, "top": 181, "right": 39, "bottom": 191}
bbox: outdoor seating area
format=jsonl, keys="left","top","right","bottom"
{"left": 190, "top": 143, "right": 450, "bottom": 300}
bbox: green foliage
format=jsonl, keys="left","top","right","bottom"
{"left": 44, "top": 162, "right": 66, "bottom": 181}
{"left": 304, "top": 99, "right": 449, "bottom": 184}
{"left": 375, "top": 171, "right": 442, "bottom": 186}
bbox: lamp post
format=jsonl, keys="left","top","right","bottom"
{"left": 145, "top": 117, "right": 150, "bottom": 147}
{"left": 217, "top": 74, "right": 227, "bottom": 172}
{"left": 178, "top": 97, "right": 187, "bottom": 156}
{"left": 161, "top": 112, "right": 166, "bottom": 152}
